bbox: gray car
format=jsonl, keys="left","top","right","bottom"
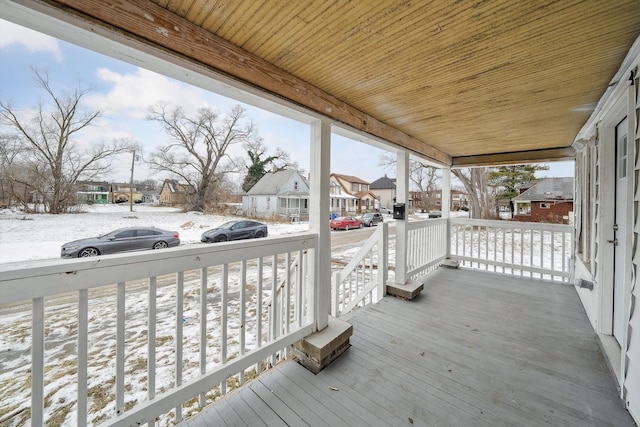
{"left": 201, "top": 220, "right": 268, "bottom": 243}
{"left": 61, "top": 227, "right": 180, "bottom": 258}
{"left": 360, "top": 212, "right": 384, "bottom": 227}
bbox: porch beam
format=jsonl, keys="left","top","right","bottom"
{"left": 8, "top": 0, "right": 450, "bottom": 166}
{"left": 452, "top": 147, "right": 575, "bottom": 167}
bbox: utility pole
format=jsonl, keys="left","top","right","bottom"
{"left": 129, "top": 149, "right": 136, "bottom": 212}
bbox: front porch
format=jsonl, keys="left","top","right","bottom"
{"left": 182, "top": 267, "right": 633, "bottom": 426}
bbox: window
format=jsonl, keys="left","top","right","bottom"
{"left": 362, "top": 184, "right": 368, "bottom": 191}
{"left": 618, "top": 133, "right": 627, "bottom": 179}
{"left": 540, "top": 203, "right": 550, "bottom": 209}
{"left": 351, "top": 183, "right": 359, "bottom": 192}
{"left": 294, "top": 181, "right": 299, "bottom": 190}
{"left": 115, "top": 230, "right": 136, "bottom": 239}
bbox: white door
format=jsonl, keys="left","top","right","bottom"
{"left": 613, "top": 117, "right": 628, "bottom": 345}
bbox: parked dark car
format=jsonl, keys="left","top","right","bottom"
{"left": 360, "top": 212, "right": 384, "bottom": 227}
{"left": 428, "top": 210, "right": 442, "bottom": 218}
{"left": 201, "top": 220, "right": 268, "bottom": 243}
{"left": 61, "top": 227, "right": 180, "bottom": 258}
{"left": 330, "top": 216, "right": 362, "bottom": 231}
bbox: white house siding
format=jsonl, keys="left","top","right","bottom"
{"left": 243, "top": 195, "right": 280, "bottom": 217}
{"left": 243, "top": 170, "right": 309, "bottom": 218}
{"left": 625, "top": 59, "right": 640, "bottom": 422}
{"left": 573, "top": 40, "right": 639, "bottom": 423}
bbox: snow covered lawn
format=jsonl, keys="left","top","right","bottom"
{"left": 1, "top": 205, "right": 317, "bottom": 425}
{"left": 0, "top": 204, "right": 310, "bottom": 265}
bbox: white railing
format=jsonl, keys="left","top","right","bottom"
{"left": 406, "top": 219, "right": 448, "bottom": 280}
{"left": 332, "top": 223, "right": 388, "bottom": 317}
{"left": 0, "top": 234, "right": 317, "bottom": 427}
{"left": 449, "top": 218, "right": 573, "bottom": 282}
{"left": 265, "top": 251, "right": 308, "bottom": 364}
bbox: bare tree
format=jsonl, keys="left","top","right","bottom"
{"left": 408, "top": 161, "right": 439, "bottom": 212}
{"left": 452, "top": 167, "right": 495, "bottom": 219}
{"left": 147, "top": 104, "right": 255, "bottom": 211}
{"left": 0, "top": 68, "right": 131, "bottom": 213}
{"left": 0, "top": 134, "right": 31, "bottom": 209}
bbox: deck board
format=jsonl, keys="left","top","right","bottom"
{"left": 180, "top": 268, "right": 635, "bottom": 427}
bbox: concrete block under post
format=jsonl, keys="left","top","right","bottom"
{"left": 442, "top": 258, "right": 459, "bottom": 269}
{"left": 293, "top": 316, "right": 352, "bottom": 374}
{"left": 386, "top": 279, "right": 424, "bottom": 300}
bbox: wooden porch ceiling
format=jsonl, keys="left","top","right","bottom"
{"left": 15, "top": 0, "right": 640, "bottom": 165}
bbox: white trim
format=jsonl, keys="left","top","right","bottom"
{"left": 596, "top": 95, "right": 628, "bottom": 336}
{"left": 576, "top": 35, "right": 640, "bottom": 142}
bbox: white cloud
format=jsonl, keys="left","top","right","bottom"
{"left": 84, "top": 67, "right": 212, "bottom": 119}
{"left": 0, "top": 19, "right": 63, "bottom": 62}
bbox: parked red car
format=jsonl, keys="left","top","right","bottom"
{"left": 330, "top": 216, "right": 362, "bottom": 231}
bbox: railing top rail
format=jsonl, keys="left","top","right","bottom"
{"left": 407, "top": 218, "right": 447, "bottom": 230}
{"left": 450, "top": 217, "right": 572, "bottom": 232}
{"left": 335, "top": 229, "right": 379, "bottom": 279}
{"left": 0, "top": 232, "right": 318, "bottom": 305}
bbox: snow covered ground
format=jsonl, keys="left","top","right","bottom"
{"left": 0, "top": 204, "right": 311, "bottom": 265}
{"left": 0, "top": 205, "right": 316, "bottom": 425}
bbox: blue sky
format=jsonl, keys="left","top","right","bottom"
{"left": 0, "top": 19, "right": 573, "bottom": 187}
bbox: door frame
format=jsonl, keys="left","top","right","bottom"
{"left": 613, "top": 116, "right": 629, "bottom": 345}
{"left": 598, "top": 96, "right": 631, "bottom": 338}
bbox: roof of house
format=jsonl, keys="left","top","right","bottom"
{"left": 370, "top": 175, "right": 396, "bottom": 190}
{"left": 512, "top": 177, "right": 574, "bottom": 202}
{"left": 354, "top": 190, "right": 378, "bottom": 199}
{"left": 162, "top": 179, "right": 194, "bottom": 194}
{"left": 246, "top": 169, "right": 308, "bottom": 195}
{"left": 279, "top": 191, "right": 309, "bottom": 198}
{"left": 76, "top": 180, "right": 109, "bottom": 186}
{"left": 331, "top": 174, "right": 369, "bottom": 185}
{"left": 330, "top": 193, "right": 357, "bottom": 200}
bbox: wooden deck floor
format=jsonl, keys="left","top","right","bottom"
{"left": 180, "top": 268, "right": 635, "bottom": 427}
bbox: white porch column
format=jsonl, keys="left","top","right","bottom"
{"left": 294, "top": 120, "right": 352, "bottom": 375}
{"left": 442, "top": 167, "right": 452, "bottom": 257}
{"left": 309, "top": 120, "right": 331, "bottom": 331}
{"left": 442, "top": 167, "right": 451, "bottom": 218}
{"left": 395, "top": 150, "right": 409, "bottom": 285}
